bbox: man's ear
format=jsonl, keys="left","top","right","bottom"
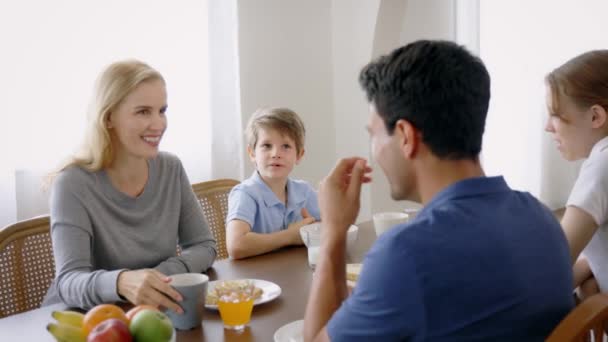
{"left": 296, "top": 148, "right": 305, "bottom": 165}
{"left": 247, "top": 145, "right": 256, "bottom": 163}
{"left": 590, "top": 104, "right": 607, "bottom": 129}
{"left": 394, "top": 119, "right": 418, "bottom": 158}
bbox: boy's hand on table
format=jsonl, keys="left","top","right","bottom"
{"left": 286, "top": 208, "right": 316, "bottom": 245}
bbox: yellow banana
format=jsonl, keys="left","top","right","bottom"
{"left": 51, "top": 310, "right": 84, "bottom": 327}
{"left": 46, "top": 322, "right": 86, "bottom": 342}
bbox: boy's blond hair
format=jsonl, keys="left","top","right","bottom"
{"left": 245, "top": 107, "right": 306, "bottom": 154}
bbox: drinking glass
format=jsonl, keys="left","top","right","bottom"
{"left": 218, "top": 294, "right": 254, "bottom": 331}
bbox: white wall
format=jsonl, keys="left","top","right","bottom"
{"left": 400, "top": 0, "right": 455, "bottom": 44}
{"left": 237, "top": 0, "right": 336, "bottom": 185}
{"left": 455, "top": 0, "right": 479, "bottom": 55}
{"left": 330, "top": 0, "right": 381, "bottom": 220}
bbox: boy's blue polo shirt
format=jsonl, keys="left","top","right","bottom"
{"left": 227, "top": 171, "right": 320, "bottom": 233}
{"left": 327, "top": 176, "right": 574, "bottom": 341}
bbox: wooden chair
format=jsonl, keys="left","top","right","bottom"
{"left": 0, "top": 215, "right": 55, "bottom": 318}
{"left": 192, "top": 179, "right": 240, "bottom": 260}
{"left": 546, "top": 293, "right": 608, "bottom": 342}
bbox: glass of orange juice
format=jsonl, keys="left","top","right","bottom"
{"left": 214, "top": 281, "right": 258, "bottom": 331}
{"left": 218, "top": 292, "right": 254, "bottom": 331}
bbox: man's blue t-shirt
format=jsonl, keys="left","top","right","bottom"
{"left": 328, "top": 176, "right": 574, "bottom": 341}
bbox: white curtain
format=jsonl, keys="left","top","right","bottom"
{"left": 0, "top": 0, "right": 212, "bottom": 228}
{"left": 479, "top": 0, "right": 608, "bottom": 209}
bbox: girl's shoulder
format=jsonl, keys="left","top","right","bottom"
{"left": 581, "top": 149, "right": 608, "bottom": 179}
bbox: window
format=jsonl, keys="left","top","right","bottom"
{"left": 0, "top": 0, "right": 211, "bottom": 227}
{"left": 479, "top": 0, "right": 607, "bottom": 208}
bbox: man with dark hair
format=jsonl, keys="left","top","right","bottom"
{"left": 304, "top": 40, "right": 574, "bottom": 341}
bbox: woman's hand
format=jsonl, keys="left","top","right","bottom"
{"left": 117, "top": 269, "right": 184, "bottom": 314}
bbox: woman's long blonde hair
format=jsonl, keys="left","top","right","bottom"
{"left": 56, "top": 60, "right": 164, "bottom": 175}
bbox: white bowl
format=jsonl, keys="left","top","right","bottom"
{"left": 373, "top": 212, "right": 409, "bottom": 236}
{"left": 299, "top": 223, "right": 359, "bottom": 253}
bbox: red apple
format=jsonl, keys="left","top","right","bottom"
{"left": 129, "top": 309, "right": 173, "bottom": 342}
{"left": 87, "top": 318, "right": 132, "bottom": 342}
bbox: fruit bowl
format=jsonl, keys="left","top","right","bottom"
{"left": 47, "top": 304, "right": 175, "bottom": 342}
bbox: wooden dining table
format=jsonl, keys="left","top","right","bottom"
{"left": 0, "top": 221, "right": 377, "bottom": 342}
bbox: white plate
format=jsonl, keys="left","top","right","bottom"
{"left": 274, "top": 319, "right": 303, "bottom": 342}
{"left": 205, "top": 279, "right": 282, "bottom": 310}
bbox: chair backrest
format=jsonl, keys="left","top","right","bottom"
{"left": 192, "top": 179, "right": 240, "bottom": 260}
{"left": 546, "top": 293, "right": 608, "bottom": 342}
{"left": 0, "top": 215, "right": 54, "bottom": 318}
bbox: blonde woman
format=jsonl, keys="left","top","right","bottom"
{"left": 545, "top": 50, "right": 608, "bottom": 301}
{"left": 43, "top": 60, "right": 216, "bottom": 312}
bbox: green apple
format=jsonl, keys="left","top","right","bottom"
{"left": 129, "top": 309, "right": 173, "bottom": 342}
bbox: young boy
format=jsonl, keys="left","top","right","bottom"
{"left": 226, "top": 107, "right": 320, "bottom": 259}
